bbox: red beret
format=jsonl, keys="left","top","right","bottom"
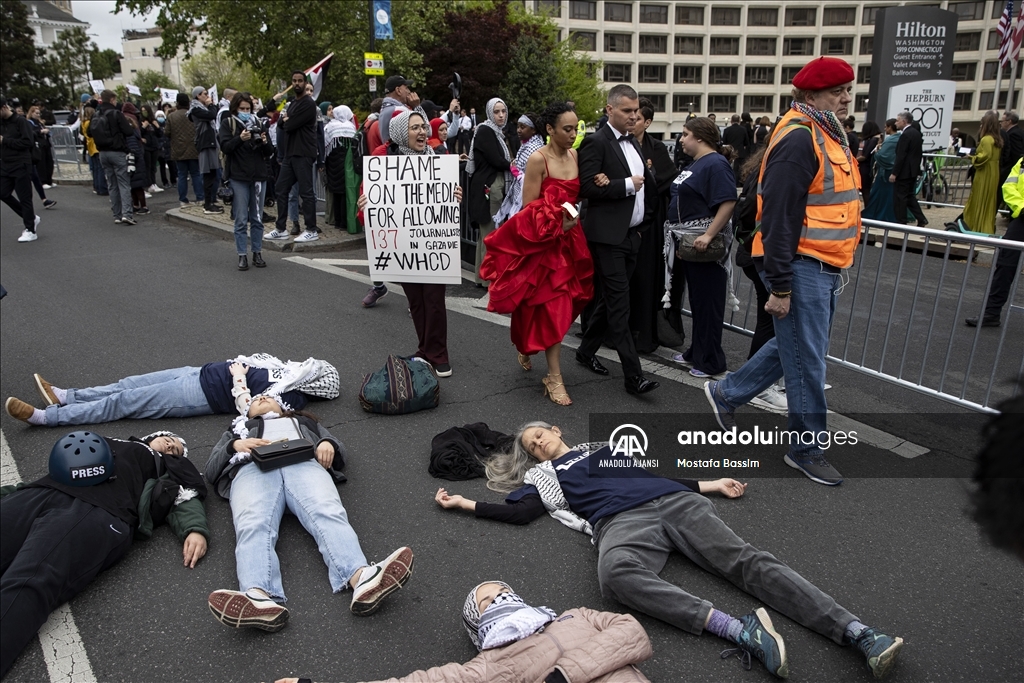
{"left": 791, "top": 57, "right": 855, "bottom": 91}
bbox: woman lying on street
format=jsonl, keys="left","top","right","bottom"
{"left": 434, "top": 421, "right": 904, "bottom": 680}
{"left": 205, "top": 392, "right": 414, "bottom": 632}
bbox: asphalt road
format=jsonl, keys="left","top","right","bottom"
{"left": 1, "top": 184, "right": 1021, "bottom": 683}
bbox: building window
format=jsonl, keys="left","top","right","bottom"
{"left": 709, "top": 66, "right": 738, "bottom": 84}
{"left": 784, "top": 7, "right": 816, "bottom": 26}
{"left": 604, "top": 2, "right": 632, "bottom": 22}
{"left": 857, "top": 65, "right": 871, "bottom": 85}
{"left": 569, "top": 0, "right": 595, "bottom": 20}
{"left": 780, "top": 66, "right": 802, "bottom": 84}
{"left": 674, "top": 65, "right": 702, "bottom": 84}
{"left": 783, "top": 37, "right": 815, "bottom": 56}
{"left": 708, "top": 95, "right": 737, "bottom": 113}
{"left": 675, "top": 35, "right": 703, "bottom": 54}
{"left": 953, "top": 92, "right": 973, "bottom": 111}
{"left": 950, "top": 2, "right": 985, "bottom": 21}
{"left": 675, "top": 5, "right": 704, "bottom": 25}
{"left": 639, "top": 93, "right": 666, "bottom": 112}
{"left": 988, "top": 30, "right": 1000, "bottom": 51}
{"left": 639, "top": 65, "right": 667, "bottom": 83}
{"left": 140, "top": 47, "right": 147, "bottom": 56}
{"left": 980, "top": 91, "right": 1016, "bottom": 110}
{"left": 823, "top": 7, "right": 856, "bottom": 26}
{"left": 983, "top": 60, "right": 1022, "bottom": 80}
{"left": 952, "top": 32, "right": 981, "bottom": 52}
{"left": 604, "top": 33, "right": 632, "bottom": 52}
{"left": 823, "top": 37, "right": 853, "bottom": 55}
{"left": 854, "top": 94, "right": 869, "bottom": 111}
{"left": 951, "top": 63, "right": 977, "bottom": 81}
{"left": 534, "top": 0, "right": 561, "bottom": 17}
{"left": 639, "top": 4, "right": 668, "bottom": 23}
{"left": 745, "top": 66, "right": 774, "bottom": 84}
{"left": 569, "top": 31, "right": 596, "bottom": 51}
{"left": 744, "top": 95, "right": 774, "bottom": 112}
{"left": 748, "top": 8, "right": 777, "bottom": 26}
{"left": 746, "top": 37, "right": 776, "bottom": 56}
{"left": 710, "top": 7, "right": 740, "bottom": 25}
{"left": 710, "top": 37, "right": 739, "bottom": 55}
{"left": 638, "top": 34, "right": 668, "bottom": 53}
{"left": 860, "top": 37, "right": 874, "bottom": 55}
{"left": 862, "top": 6, "right": 882, "bottom": 25}
{"left": 604, "top": 63, "right": 631, "bottom": 82}
{"left": 673, "top": 94, "right": 702, "bottom": 113}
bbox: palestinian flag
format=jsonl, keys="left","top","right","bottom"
{"left": 306, "top": 53, "right": 334, "bottom": 101}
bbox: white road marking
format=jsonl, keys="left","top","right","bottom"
{"left": 1, "top": 429, "right": 98, "bottom": 683}
{"left": 284, "top": 257, "right": 929, "bottom": 457}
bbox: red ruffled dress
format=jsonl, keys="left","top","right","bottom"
{"left": 480, "top": 175, "right": 594, "bottom": 355}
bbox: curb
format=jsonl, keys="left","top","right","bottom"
{"left": 163, "top": 208, "right": 366, "bottom": 253}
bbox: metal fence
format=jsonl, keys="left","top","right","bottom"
{"left": 48, "top": 125, "right": 85, "bottom": 177}
{"left": 714, "top": 220, "right": 1023, "bottom": 413}
{"left": 919, "top": 152, "right": 973, "bottom": 209}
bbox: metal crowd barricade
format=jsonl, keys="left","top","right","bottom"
{"left": 48, "top": 125, "right": 84, "bottom": 178}
{"left": 715, "top": 220, "right": 1023, "bottom": 413}
{"left": 920, "top": 152, "right": 972, "bottom": 209}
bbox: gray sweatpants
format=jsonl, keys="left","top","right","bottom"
{"left": 594, "top": 492, "right": 857, "bottom": 644}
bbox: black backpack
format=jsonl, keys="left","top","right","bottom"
{"left": 89, "top": 110, "right": 118, "bottom": 150}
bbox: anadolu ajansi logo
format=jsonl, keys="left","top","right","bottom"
{"left": 609, "top": 424, "right": 648, "bottom": 458}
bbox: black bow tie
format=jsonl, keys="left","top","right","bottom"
{"left": 619, "top": 133, "right": 635, "bottom": 141}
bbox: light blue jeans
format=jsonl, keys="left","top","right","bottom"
{"left": 99, "top": 150, "right": 132, "bottom": 220}
{"left": 229, "top": 179, "right": 264, "bottom": 255}
{"left": 45, "top": 367, "right": 212, "bottom": 426}
{"left": 716, "top": 258, "right": 840, "bottom": 458}
{"left": 230, "top": 459, "right": 367, "bottom": 602}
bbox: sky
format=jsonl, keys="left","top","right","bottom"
{"left": 71, "top": 0, "right": 160, "bottom": 54}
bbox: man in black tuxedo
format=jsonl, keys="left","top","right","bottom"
{"left": 889, "top": 111, "right": 927, "bottom": 226}
{"left": 576, "top": 85, "right": 660, "bottom": 395}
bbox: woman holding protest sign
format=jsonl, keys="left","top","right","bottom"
{"left": 357, "top": 110, "right": 463, "bottom": 378}
{"left": 479, "top": 101, "right": 597, "bottom": 406}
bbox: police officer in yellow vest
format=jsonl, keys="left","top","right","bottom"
{"left": 704, "top": 56, "right": 859, "bottom": 486}
{"left": 965, "top": 156, "right": 1024, "bottom": 327}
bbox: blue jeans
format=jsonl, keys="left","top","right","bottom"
{"left": 229, "top": 179, "right": 264, "bottom": 255}
{"left": 716, "top": 258, "right": 840, "bottom": 458}
{"left": 99, "top": 150, "right": 132, "bottom": 220}
{"left": 89, "top": 154, "right": 108, "bottom": 194}
{"left": 44, "top": 366, "right": 212, "bottom": 426}
{"left": 229, "top": 460, "right": 367, "bottom": 602}
{"left": 175, "top": 159, "right": 203, "bottom": 203}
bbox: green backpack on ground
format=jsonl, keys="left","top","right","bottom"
{"left": 359, "top": 355, "right": 439, "bottom": 415}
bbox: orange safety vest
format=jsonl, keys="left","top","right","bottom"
{"left": 752, "top": 109, "right": 861, "bottom": 269}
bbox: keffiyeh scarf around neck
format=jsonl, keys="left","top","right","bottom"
{"left": 465, "top": 97, "right": 511, "bottom": 177}
{"left": 461, "top": 582, "right": 556, "bottom": 651}
{"left": 325, "top": 105, "right": 357, "bottom": 155}
{"left": 389, "top": 110, "right": 435, "bottom": 156}
{"left": 791, "top": 101, "right": 849, "bottom": 152}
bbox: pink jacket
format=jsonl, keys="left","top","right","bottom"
{"left": 362, "top": 608, "right": 652, "bottom": 683}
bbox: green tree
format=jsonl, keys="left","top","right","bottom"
{"left": 47, "top": 27, "right": 95, "bottom": 105}
{"left": 131, "top": 69, "right": 179, "bottom": 102}
{"left": 500, "top": 32, "right": 561, "bottom": 117}
{"left": 90, "top": 48, "right": 122, "bottom": 80}
{"left": 181, "top": 48, "right": 262, "bottom": 99}
{"left": 552, "top": 37, "right": 604, "bottom": 122}
{"left": 0, "top": 0, "right": 61, "bottom": 105}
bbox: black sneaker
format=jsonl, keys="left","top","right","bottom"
{"left": 204, "top": 205, "right": 224, "bottom": 214}
{"left": 121, "top": 216, "right": 137, "bottom": 226}
{"left": 784, "top": 452, "right": 843, "bottom": 485}
{"left": 43, "top": 199, "right": 57, "bottom": 209}
{"left": 853, "top": 628, "right": 904, "bottom": 679}
{"left": 965, "top": 316, "right": 1000, "bottom": 328}
{"left": 722, "top": 608, "right": 788, "bottom": 678}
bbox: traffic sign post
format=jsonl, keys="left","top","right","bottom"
{"left": 369, "top": 77, "right": 377, "bottom": 92}
{"left": 364, "top": 52, "right": 384, "bottom": 76}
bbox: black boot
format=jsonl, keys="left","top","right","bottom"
{"left": 238, "top": 255, "right": 249, "bottom": 271}
{"left": 252, "top": 252, "right": 266, "bottom": 268}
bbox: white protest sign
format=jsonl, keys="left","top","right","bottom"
{"left": 363, "top": 154, "right": 462, "bottom": 285}
{"left": 89, "top": 79, "right": 105, "bottom": 94}
{"left": 159, "top": 88, "right": 178, "bottom": 104}
{"left": 126, "top": 84, "right": 141, "bottom": 96}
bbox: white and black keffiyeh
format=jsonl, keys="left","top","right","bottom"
{"left": 476, "top": 591, "right": 556, "bottom": 651}
{"left": 230, "top": 353, "right": 340, "bottom": 401}
{"left": 466, "top": 97, "right": 511, "bottom": 178}
{"left": 493, "top": 133, "right": 544, "bottom": 225}
{"left": 522, "top": 443, "right": 607, "bottom": 538}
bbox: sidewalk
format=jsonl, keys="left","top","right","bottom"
{"left": 165, "top": 203, "right": 366, "bottom": 253}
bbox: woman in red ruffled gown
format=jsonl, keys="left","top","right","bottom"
{"left": 480, "top": 102, "right": 595, "bottom": 406}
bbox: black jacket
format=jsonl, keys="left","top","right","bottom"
{"left": 893, "top": 125, "right": 923, "bottom": 180}
{"left": 0, "top": 113, "right": 35, "bottom": 175}
{"left": 467, "top": 125, "right": 508, "bottom": 225}
{"left": 219, "top": 116, "right": 274, "bottom": 182}
{"left": 187, "top": 102, "right": 218, "bottom": 151}
{"left": 281, "top": 95, "right": 318, "bottom": 159}
{"left": 94, "top": 102, "right": 135, "bottom": 153}
{"left": 577, "top": 124, "right": 657, "bottom": 245}
{"left": 723, "top": 123, "right": 750, "bottom": 159}
{"left": 1000, "top": 126, "right": 1024, "bottom": 181}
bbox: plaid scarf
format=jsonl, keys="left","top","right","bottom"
{"left": 791, "top": 101, "right": 849, "bottom": 151}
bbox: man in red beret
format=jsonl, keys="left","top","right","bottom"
{"left": 705, "top": 56, "right": 863, "bottom": 486}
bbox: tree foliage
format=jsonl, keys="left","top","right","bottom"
{"left": 46, "top": 27, "right": 94, "bottom": 106}
{"left": 500, "top": 32, "right": 561, "bottom": 118}
{"left": 181, "top": 49, "right": 260, "bottom": 98}
{"left": 90, "top": 48, "right": 122, "bottom": 81}
{"left": 131, "top": 69, "right": 179, "bottom": 100}
{"left": 0, "top": 0, "right": 61, "bottom": 105}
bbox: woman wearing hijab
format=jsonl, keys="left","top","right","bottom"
{"left": 467, "top": 98, "right": 511, "bottom": 288}
{"left": 357, "top": 111, "right": 464, "bottom": 377}
{"left": 492, "top": 113, "right": 544, "bottom": 226}
{"left": 324, "top": 105, "right": 360, "bottom": 233}
{"left": 427, "top": 117, "right": 450, "bottom": 154}
{"left": 274, "top": 581, "right": 653, "bottom": 683}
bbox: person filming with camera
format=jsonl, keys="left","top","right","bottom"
{"left": 219, "top": 92, "right": 275, "bottom": 271}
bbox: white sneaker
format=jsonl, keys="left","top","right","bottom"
{"left": 264, "top": 229, "right": 289, "bottom": 240}
{"left": 293, "top": 231, "right": 319, "bottom": 243}
{"left": 149, "top": 184, "right": 164, "bottom": 193}
{"left": 18, "top": 229, "right": 38, "bottom": 242}
{"left": 41, "top": 184, "right": 52, "bottom": 190}
{"left": 34, "top": 215, "right": 41, "bottom": 230}
{"left": 750, "top": 385, "right": 788, "bottom": 413}
{"left": 144, "top": 192, "right": 153, "bottom": 198}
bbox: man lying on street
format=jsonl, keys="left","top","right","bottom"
{"left": 5, "top": 353, "right": 340, "bottom": 426}
{"left": 1, "top": 431, "right": 208, "bottom": 679}
{"left": 205, "top": 397, "right": 413, "bottom": 631}
{"left": 435, "top": 421, "right": 904, "bottom": 680}
{"left": 275, "top": 580, "right": 653, "bottom": 683}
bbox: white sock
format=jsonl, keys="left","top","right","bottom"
{"left": 28, "top": 409, "right": 47, "bottom": 426}
{"left": 52, "top": 386, "right": 68, "bottom": 405}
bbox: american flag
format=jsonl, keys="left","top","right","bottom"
{"left": 1011, "top": 0, "right": 1024, "bottom": 63}
{"left": 997, "top": 0, "right": 1015, "bottom": 66}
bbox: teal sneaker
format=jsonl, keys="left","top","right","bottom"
{"left": 722, "top": 607, "right": 789, "bottom": 678}
{"left": 854, "top": 628, "right": 904, "bottom": 679}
